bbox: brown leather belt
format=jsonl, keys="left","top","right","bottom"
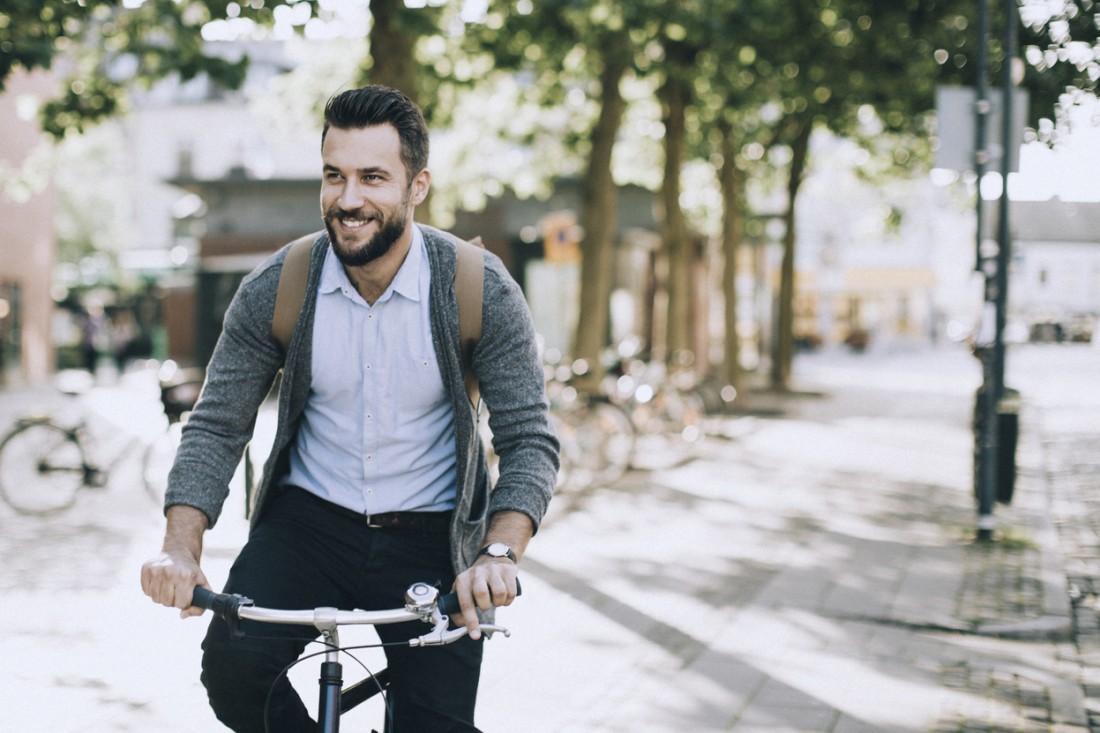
{"left": 291, "top": 486, "right": 452, "bottom": 534}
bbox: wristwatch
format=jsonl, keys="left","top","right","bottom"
{"left": 477, "top": 542, "right": 517, "bottom": 563}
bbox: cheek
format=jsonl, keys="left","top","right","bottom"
{"left": 320, "top": 187, "right": 341, "bottom": 215}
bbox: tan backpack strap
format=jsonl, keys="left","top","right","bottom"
{"left": 272, "top": 232, "right": 320, "bottom": 353}
{"left": 454, "top": 235, "right": 484, "bottom": 407}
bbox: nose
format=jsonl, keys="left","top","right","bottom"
{"left": 336, "top": 179, "right": 365, "bottom": 211}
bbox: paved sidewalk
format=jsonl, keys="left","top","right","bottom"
{"left": 1, "top": 345, "right": 1097, "bottom": 732}
{"left": 477, "top": 345, "right": 1098, "bottom": 732}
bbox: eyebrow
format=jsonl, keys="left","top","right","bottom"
{"left": 323, "top": 164, "right": 393, "bottom": 178}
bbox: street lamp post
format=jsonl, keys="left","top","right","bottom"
{"left": 975, "top": 0, "right": 1019, "bottom": 542}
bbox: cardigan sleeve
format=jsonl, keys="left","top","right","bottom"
{"left": 475, "top": 260, "right": 559, "bottom": 532}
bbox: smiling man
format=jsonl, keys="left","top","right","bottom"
{"left": 140, "top": 85, "right": 559, "bottom": 733}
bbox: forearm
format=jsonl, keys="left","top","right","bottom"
{"left": 162, "top": 504, "right": 208, "bottom": 560}
{"left": 142, "top": 505, "right": 211, "bottom": 615}
{"left": 482, "top": 510, "right": 535, "bottom": 562}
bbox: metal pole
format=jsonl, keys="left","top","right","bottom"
{"left": 993, "top": 0, "right": 1018, "bottom": 452}
{"left": 995, "top": 0, "right": 1018, "bottom": 379}
{"left": 977, "top": 0, "right": 1018, "bottom": 542}
{"left": 975, "top": 0, "right": 998, "bottom": 542}
{"left": 974, "top": 0, "right": 990, "bottom": 273}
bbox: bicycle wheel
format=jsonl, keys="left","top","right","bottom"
{"left": 554, "top": 399, "right": 635, "bottom": 490}
{"left": 586, "top": 400, "right": 636, "bottom": 485}
{"left": 0, "top": 421, "right": 86, "bottom": 516}
{"left": 142, "top": 421, "right": 183, "bottom": 505}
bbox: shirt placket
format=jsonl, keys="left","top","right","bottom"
{"left": 362, "top": 307, "right": 378, "bottom": 512}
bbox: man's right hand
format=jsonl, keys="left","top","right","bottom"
{"left": 141, "top": 549, "right": 209, "bottom": 617}
{"left": 140, "top": 505, "right": 210, "bottom": 618}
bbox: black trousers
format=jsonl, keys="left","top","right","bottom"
{"left": 201, "top": 487, "right": 484, "bottom": 733}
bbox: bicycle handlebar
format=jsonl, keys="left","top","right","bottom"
{"left": 190, "top": 582, "right": 517, "bottom": 646}
{"left": 190, "top": 585, "right": 467, "bottom": 619}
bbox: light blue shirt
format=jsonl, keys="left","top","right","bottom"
{"left": 282, "top": 227, "right": 457, "bottom": 514}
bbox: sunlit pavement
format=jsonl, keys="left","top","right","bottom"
{"left": 1, "top": 343, "right": 1098, "bottom": 732}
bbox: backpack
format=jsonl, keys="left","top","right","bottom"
{"left": 270, "top": 230, "right": 485, "bottom": 407}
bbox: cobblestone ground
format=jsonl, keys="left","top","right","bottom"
{"left": 1049, "top": 432, "right": 1100, "bottom": 731}
{"left": 1009, "top": 345, "right": 1100, "bottom": 733}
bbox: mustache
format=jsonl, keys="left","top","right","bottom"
{"left": 324, "top": 206, "right": 382, "bottom": 222}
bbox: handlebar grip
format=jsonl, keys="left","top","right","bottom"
{"left": 437, "top": 579, "right": 522, "bottom": 617}
{"left": 437, "top": 592, "right": 462, "bottom": 617}
{"left": 189, "top": 587, "right": 252, "bottom": 640}
{"left": 190, "top": 585, "right": 218, "bottom": 610}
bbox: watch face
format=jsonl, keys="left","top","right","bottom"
{"left": 487, "top": 542, "right": 510, "bottom": 557}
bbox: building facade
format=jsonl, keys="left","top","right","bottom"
{"left": 0, "top": 70, "right": 57, "bottom": 386}
{"left": 1007, "top": 198, "right": 1100, "bottom": 342}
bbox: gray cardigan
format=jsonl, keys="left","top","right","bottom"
{"left": 165, "top": 225, "right": 559, "bottom": 572}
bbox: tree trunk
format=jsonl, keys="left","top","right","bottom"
{"left": 367, "top": 0, "right": 434, "bottom": 224}
{"left": 770, "top": 116, "right": 812, "bottom": 391}
{"left": 366, "top": 0, "right": 420, "bottom": 102}
{"left": 573, "top": 34, "right": 629, "bottom": 383}
{"left": 658, "top": 72, "right": 692, "bottom": 366}
{"left": 718, "top": 118, "right": 745, "bottom": 404}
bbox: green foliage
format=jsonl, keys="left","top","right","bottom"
{"left": 0, "top": 0, "right": 316, "bottom": 138}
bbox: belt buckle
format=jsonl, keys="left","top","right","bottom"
{"left": 364, "top": 513, "right": 386, "bottom": 529}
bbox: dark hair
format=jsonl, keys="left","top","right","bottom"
{"left": 322, "top": 85, "right": 429, "bottom": 183}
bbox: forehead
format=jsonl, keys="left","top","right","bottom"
{"left": 322, "top": 124, "right": 404, "bottom": 173}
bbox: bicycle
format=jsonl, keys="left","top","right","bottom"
{"left": 191, "top": 581, "right": 512, "bottom": 733}
{"left": 0, "top": 364, "right": 206, "bottom": 516}
{"left": 602, "top": 353, "right": 707, "bottom": 471}
{"left": 545, "top": 355, "right": 636, "bottom": 492}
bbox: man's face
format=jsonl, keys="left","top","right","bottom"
{"left": 320, "top": 124, "right": 429, "bottom": 267}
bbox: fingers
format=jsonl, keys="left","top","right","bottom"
{"left": 140, "top": 551, "right": 208, "bottom": 616}
{"left": 452, "top": 561, "right": 519, "bottom": 641}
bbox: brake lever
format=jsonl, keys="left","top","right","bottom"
{"left": 409, "top": 624, "right": 511, "bottom": 647}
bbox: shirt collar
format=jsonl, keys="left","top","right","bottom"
{"left": 319, "top": 225, "right": 425, "bottom": 304}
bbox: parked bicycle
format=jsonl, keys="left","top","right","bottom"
{"left": 544, "top": 352, "right": 636, "bottom": 492}
{"left": 190, "top": 581, "right": 513, "bottom": 733}
{"left": 0, "top": 364, "right": 204, "bottom": 516}
{"left": 602, "top": 351, "right": 707, "bottom": 470}
{"left": 142, "top": 363, "right": 205, "bottom": 504}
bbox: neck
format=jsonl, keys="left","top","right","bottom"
{"left": 344, "top": 225, "right": 416, "bottom": 305}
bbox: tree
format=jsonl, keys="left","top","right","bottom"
{"left": 748, "top": 0, "right": 1096, "bottom": 389}
{"left": 460, "top": 0, "right": 662, "bottom": 387}
{"left": 0, "top": 0, "right": 450, "bottom": 138}
{"left": 653, "top": 11, "right": 701, "bottom": 368}
{"left": 741, "top": 1, "right": 980, "bottom": 387}
{"left": 0, "top": 0, "right": 290, "bottom": 136}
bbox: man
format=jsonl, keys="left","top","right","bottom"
{"left": 140, "top": 85, "right": 559, "bottom": 732}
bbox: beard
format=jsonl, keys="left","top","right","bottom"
{"left": 324, "top": 203, "right": 409, "bottom": 267}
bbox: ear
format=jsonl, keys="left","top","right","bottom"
{"left": 410, "top": 169, "right": 431, "bottom": 206}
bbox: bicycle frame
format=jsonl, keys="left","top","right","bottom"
{"left": 192, "top": 583, "right": 510, "bottom": 733}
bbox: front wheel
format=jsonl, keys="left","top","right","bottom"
{"left": 0, "top": 421, "right": 87, "bottom": 516}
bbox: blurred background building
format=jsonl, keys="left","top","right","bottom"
{"left": 0, "top": 70, "right": 57, "bottom": 386}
